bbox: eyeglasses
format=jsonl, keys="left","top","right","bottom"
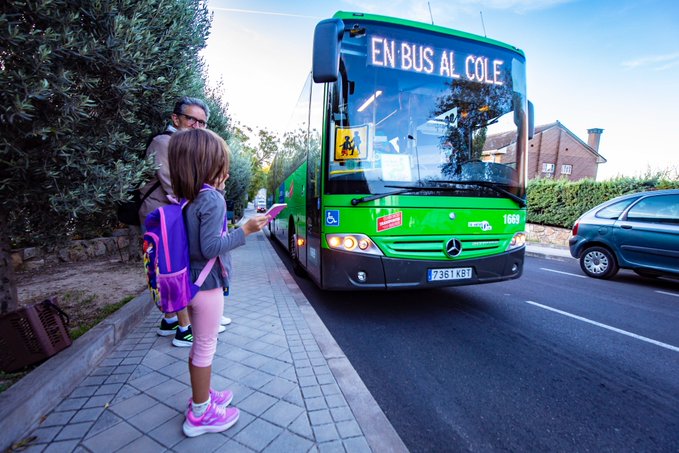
{"left": 179, "top": 113, "right": 208, "bottom": 128}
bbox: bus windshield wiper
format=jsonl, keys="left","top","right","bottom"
{"left": 429, "top": 180, "right": 527, "bottom": 207}
{"left": 351, "top": 187, "right": 423, "bottom": 205}
{"left": 350, "top": 184, "right": 455, "bottom": 205}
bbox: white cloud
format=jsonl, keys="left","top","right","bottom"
{"left": 459, "top": 0, "right": 575, "bottom": 13}
{"left": 208, "top": 7, "right": 321, "bottom": 19}
{"left": 340, "top": 0, "right": 575, "bottom": 21}
{"left": 622, "top": 52, "right": 679, "bottom": 71}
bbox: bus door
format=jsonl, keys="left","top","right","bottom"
{"left": 305, "top": 81, "right": 325, "bottom": 285}
{"left": 306, "top": 140, "right": 323, "bottom": 284}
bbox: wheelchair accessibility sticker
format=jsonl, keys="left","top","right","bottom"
{"left": 325, "top": 210, "right": 340, "bottom": 227}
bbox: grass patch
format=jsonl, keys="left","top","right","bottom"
{"left": 62, "top": 290, "right": 97, "bottom": 306}
{"left": 69, "top": 295, "right": 136, "bottom": 340}
{"left": 0, "top": 370, "right": 29, "bottom": 393}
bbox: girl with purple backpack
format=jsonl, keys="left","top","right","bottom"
{"left": 167, "top": 128, "right": 270, "bottom": 437}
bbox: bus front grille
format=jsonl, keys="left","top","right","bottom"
{"left": 377, "top": 236, "right": 504, "bottom": 260}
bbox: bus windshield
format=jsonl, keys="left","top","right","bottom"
{"left": 326, "top": 21, "right": 528, "bottom": 201}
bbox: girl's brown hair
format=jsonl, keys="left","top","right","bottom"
{"left": 168, "top": 129, "right": 230, "bottom": 201}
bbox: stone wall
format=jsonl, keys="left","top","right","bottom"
{"left": 526, "top": 223, "right": 571, "bottom": 247}
{"left": 11, "top": 229, "right": 138, "bottom": 272}
{"left": 11, "top": 224, "right": 571, "bottom": 272}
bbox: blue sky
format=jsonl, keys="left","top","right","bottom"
{"left": 203, "top": 0, "right": 679, "bottom": 180}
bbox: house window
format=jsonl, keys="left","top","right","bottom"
{"left": 542, "top": 163, "right": 555, "bottom": 173}
{"left": 561, "top": 164, "right": 573, "bottom": 175}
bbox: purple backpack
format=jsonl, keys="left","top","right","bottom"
{"left": 142, "top": 189, "right": 221, "bottom": 313}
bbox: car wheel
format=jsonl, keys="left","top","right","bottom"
{"left": 580, "top": 246, "right": 618, "bottom": 279}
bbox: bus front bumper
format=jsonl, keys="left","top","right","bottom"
{"left": 321, "top": 247, "right": 525, "bottom": 290}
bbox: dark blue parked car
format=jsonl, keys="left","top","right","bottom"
{"left": 569, "top": 189, "right": 679, "bottom": 279}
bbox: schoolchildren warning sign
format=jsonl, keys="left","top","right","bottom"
{"left": 335, "top": 125, "right": 369, "bottom": 160}
{"left": 377, "top": 212, "right": 403, "bottom": 232}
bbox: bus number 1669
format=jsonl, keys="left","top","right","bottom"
{"left": 503, "top": 214, "right": 521, "bottom": 224}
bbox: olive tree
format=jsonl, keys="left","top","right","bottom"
{"left": 0, "top": 0, "right": 214, "bottom": 313}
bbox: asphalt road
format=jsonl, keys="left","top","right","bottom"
{"left": 271, "top": 240, "right": 679, "bottom": 452}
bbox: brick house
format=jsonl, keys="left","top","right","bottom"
{"left": 482, "top": 121, "right": 607, "bottom": 180}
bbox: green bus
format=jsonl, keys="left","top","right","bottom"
{"left": 267, "top": 11, "right": 533, "bottom": 290}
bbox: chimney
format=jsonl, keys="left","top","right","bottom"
{"left": 587, "top": 128, "right": 604, "bottom": 151}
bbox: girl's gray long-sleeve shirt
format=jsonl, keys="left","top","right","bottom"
{"left": 184, "top": 189, "right": 246, "bottom": 290}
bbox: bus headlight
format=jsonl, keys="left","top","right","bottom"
{"left": 326, "top": 234, "right": 383, "bottom": 256}
{"left": 507, "top": 232, "right": 526, "bottom": 250}
{"left": 343, "top": 236, "right": 357, "bottom": 250}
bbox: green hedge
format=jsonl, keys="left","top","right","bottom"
{"left": 526, "top": 177, "right": 679, "bottom": 229}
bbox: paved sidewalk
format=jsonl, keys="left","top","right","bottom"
{"left": 2, "top": 235, "right": 571, "bottom": 452}
{"left": 13, "top": 232, "right": 406, "bottom": 452}
{"left": 525, "top": 243, "right": 573, "bottom": 260}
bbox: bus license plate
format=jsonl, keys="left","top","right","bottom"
{"left": 427, "top": 267, "right": 473, "bottom": 281}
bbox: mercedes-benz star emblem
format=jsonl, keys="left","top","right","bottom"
{"left": 445, "top": 238, "right": 462, "bottom": 257}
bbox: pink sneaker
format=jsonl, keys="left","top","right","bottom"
{"left": 186, "top": 389, "right": 234, "bottom": 415}
{"left": 183, "top": 403, "right": 240, "bottom": 437}
{"left": 208, "top": 388, "right": 233, "bottom": 406}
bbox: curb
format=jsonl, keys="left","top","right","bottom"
{"left": 275, "top": 250, "right": 409, "bottom": 453}
{"left": 0, "top": 292, "right": 153, "bottom": 451}
{"left": 525, "top": 246, "right": 573, "bottom": 261}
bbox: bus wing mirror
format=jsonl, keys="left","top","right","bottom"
{"left": 528, "top": 100, "right": 535, "bottom": 140}
{"left": 312, "top": 19, "right": 344, "bottom": 83}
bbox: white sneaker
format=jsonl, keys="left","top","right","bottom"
{"left": 218, "top": 324, "right": 226, "bottom": 333}
{"left": 220, "top": 316, "right": 232, "bottom": 326}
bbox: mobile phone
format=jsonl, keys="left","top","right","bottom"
{"left": 265, "top": 203, "right": 287, "bottom": 219}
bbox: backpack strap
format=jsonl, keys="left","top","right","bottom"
{"left": 145, "top": 129, "right": 174, "bottom": 148}
{"left": 188, "top": 184, "right": 229, "bottom": 287}
{"left": 194, "top": 257, "right": 217, "bottom": 287}
{"left": 194, "top": 215, "right": 229, "bottom": 286}
{"left": 140, "top": 180, "right": 161, "bottom": 203}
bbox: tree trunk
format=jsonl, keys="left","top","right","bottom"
{"left": 0, "top": 210, "right": 19, "bottom": 314}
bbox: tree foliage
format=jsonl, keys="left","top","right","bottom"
{"left": 256, "top": 129, "right": 280, "bottom": 165}
{"left": 266, "top": 128, "right": 308, "bottom": 199}
{"left": 246, "top": 128, "right": 279, "bottom": 202}
{"left": 0, "top": 0, "right": 212, "bottom": 248}
{"left": 224, "top": 125, "right": 277, "bottom": 205}
{"left": 224, "top": 138, "right": 252, "bottom": 220}
{"left": 0, "top": 0, "right": 238, "bottom": 313}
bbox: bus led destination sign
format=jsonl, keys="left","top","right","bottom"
{"left": 369, "top": 36, "right": 505, "bottom": 86}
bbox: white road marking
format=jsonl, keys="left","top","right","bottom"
{"left": 540, "top": 267, "right": 586, "bottom": 278}
{"left": 526, "top": 300, "right": 679, "bottom": 353}
{"left": 655, "top": 290, "right": 679, "bottom": 298}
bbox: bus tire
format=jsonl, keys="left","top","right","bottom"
{"left": 288, "top": 223, "right": 305, "bottom": 277}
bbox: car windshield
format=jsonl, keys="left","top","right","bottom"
{"left": 326, "top": 21, "right": 528, "bottom": 200}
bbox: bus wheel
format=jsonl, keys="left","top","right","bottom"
{"left": 288, "top": 226, "right": 305, "bottom": 277}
